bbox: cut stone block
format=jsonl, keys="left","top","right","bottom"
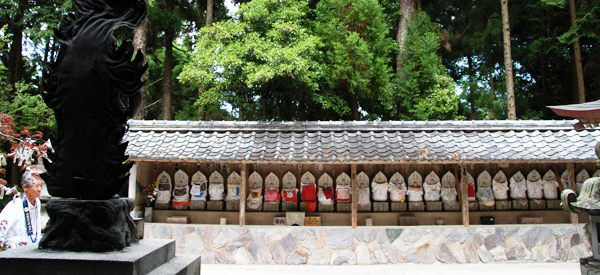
{"left": 426, "top": 201, "right": 443, "bottom": 211}
{"left": 172, "top": 204, "right": 188, "bottom": 210}
{"left": 408, "top": 202, "right": 424, "bottom": 212}
{"left": 282, "top": 201, "right": 298, "bottom": 211}
{"left": 226, "top": 201, "right": 240, "bottom": 211}
{"left": 166, "top": 216, "right": 190, "bottom": 224}
{"left": 495, "top": 200, "right": 511, "bottom": 211}
{"left": 286, "top": 212, "right": 305, "bottom": 226}
{"left": 300, "top": 202, "right": 306, "bottom": 211}
{"left": 337, "top": 202, "right": 351, "bottom": 212}
{"left": 373, "top": 202, "right": 389, "bottom": 212}
{"left": 318, "top": 203, "right": 334, "bottom": 212}
{"left": 529, "top": 199, "right": 546, "bottom": 210}
{"left": 443, "top": 201, "right": 460, "bottom": 211}
{"left": 207, "top": 201, "right": 224, "bottom": 211}
{"left": 358, "top": 204, "right": 371, "bottom": 212}
{"left": 468, "top": 201, "right": 478, "bottom": 211}
{"left": 190, "top": 200, "right": 206, "bottom": 210}
{"left": 518, "top": 216, "right": 543, "bottom": 224}
{"left": 390, "top": 202, "right": 407, "bottom": 212}
{"left": 273, "top": 217, "right": 286, "bottom": 225}
{"left": 478, "top": 202, "right": 495, "bottom": 211}
{"left": 512, "top": 199, "right": 529, "bottom": 210}
{"left": 154, "top": 201, "right": 169, "bottom": 210}
{"left": 546, "top": 199, "right": 561, "bottom": 210}
{"left": 263, "top": 202, "right": 280, "bottom": 212}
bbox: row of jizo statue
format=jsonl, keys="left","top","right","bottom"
{"left": 152, "top": 168, "right": 595, "bottom": 212}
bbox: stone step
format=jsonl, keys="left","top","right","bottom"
{"left": 147, "top": 254, "right": 201, "bottom": 275}
{"left": 0, "top": 239, "right": 176, "bottom": 275}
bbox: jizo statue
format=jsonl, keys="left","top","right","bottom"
{"left": 42, "top": 0, "right": 148, "bottom": 200}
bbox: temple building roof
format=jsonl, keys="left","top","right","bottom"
{"left": 124, "top": 119, "right": 600, "bottom": 164}
{"left": 549, "top": 100, "right": 600, "bottom": 129}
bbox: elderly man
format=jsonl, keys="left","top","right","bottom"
{"left": 0, "top": 168, "right": 44, "bottom": 248}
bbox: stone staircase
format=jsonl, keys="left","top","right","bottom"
{"left": 0, "top": 239, "right": 200, "bottom": 275}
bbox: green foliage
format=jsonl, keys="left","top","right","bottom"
{"left": 313, "top": 0, "right": 395, "bottom": 119}
{"left": 394, "top": 11, "right": 461, "bottom": 120}
{"left": 0, "top": 85, "right": 56, "bottom": 133}
{"left": 179, "top": 0, "right": 326, "bottom": 120}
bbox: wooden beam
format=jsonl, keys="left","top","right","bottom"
{"left": 351, "top": 164, "right": 357, "bottom": 228}
{"left": 567, "top": 163, "right": 578, "bottom": 225}
{"left": 128, "top": 159, "right": 597, "bottom": 166}
{"left": 457, "top": 164, "right": 470, "bottom": 227}
{"left": 553, "top": 164, "right": 565, "bottom": 193}
{"left": 239, "top": 164, "right": 248, "bottom": 227}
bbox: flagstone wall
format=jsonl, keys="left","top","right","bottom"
{"left": 144, "top": 223, "right": 591, "bottom": 265}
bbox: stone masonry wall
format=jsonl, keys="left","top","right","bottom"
{"left": 144, "top": 224, "right": 591, "bottom": 265}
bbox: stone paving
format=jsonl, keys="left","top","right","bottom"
{"left": 144, "top": 223, "right": 591, "bottom": 265}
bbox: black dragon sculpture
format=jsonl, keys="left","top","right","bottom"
{"left": 42, "top": 0, "right": 147, "bottom": 200}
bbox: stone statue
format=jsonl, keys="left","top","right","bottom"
{"left": 42, "top": 0, "right": 147, "bottom": 200}
{"left": 39, "top": 0, "right": 147, "bottom": 252}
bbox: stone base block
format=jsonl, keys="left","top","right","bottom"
{"left": 546, "top": 199, "right": 561, "bottom": 210}
{"left": 518, "top": 216, "right": 543, "bottom": 224}
{"left": 496, "top": 200, "right": 511, "bottom": 211}
{"left": 478, "top": 202, "right": 495, "bottom": 211}
{"left": 40, "top": 198, "right": 137, "bottom": 252}
{"left": 426, "top": 201, "right": 443, "bottom": 211}
{"left": 337, "top": 202, "right": 351, "bottom": 212}
{"left": 512, "top": 199, "right": 529, "bottom": 210}
{"left": 529, "top": 199, "right": 546, "bottom": 210}
{"left": 172, "top": 203, "right": 188, "bottom": 210}
{"left": 443, "top": 201, "right": 460, "bottom": 211}
{"left": 154, "top": 201, "right": 170, "bottom": 210}
{"left": 373, "top": 202, "right": 389, "bottom": 212}
{"left": 391, "top": 202, "right": 407, "bottom": 212}
{"left": 263, "top": 202, "right": 280, "bottom": 212}
{"left": 581, "top": 256, "right": 600, "bottom": 275}
{"left": 0, "top": 239, "right": 200, "bottom": 275}
{"left": 318, "top": 203, "right": 334, "bottom": 212}
{"left": 207, "top": 201, "right": 224, "bottom": 211}
{"left": 408, "top": 202, "right": 425, "bottom": 212}
{"left": 190, "top": 200, "right": 206, "bottom": 210}
{"left": 469, "top": 201, "right": 478, "bottom": 211}
{"left": 282, "top": 201, "right": 298, "bottom": 211}
{"left": 166, "top": 216, "right": 189, "bottom": 224}
{"left": 226, "top": 201, "right": 240, "bottom": 211}
{"left": 358, "top": 203, "right": 371, "bottom": 212}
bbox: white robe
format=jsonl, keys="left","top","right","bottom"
{"left": 492, "top": 181, "right": 510, "bottom": 200}
{"left": 0, "top": 196, "right": 42, "bottom": 247}
{"left": 371, "top": 181, "right": 388, "bottom": 202}
{"left": 543, "top": 180, "right": 559, "bottom": 199}
{"left": 424, "top": 182, "right": 441, "bottom": 202}
{"left": 440, "top": 187, "right": 457, "bottom": 202}
{"left": 407, "top": 187, "right": 424, "bottom": 202}
{"left": 476, "top": 187, "right": 495, "bottom": 205}
{"left": 526, "top": 179, "right": 544, "bottom": 199}
{"left": 509, "top": 178, "right": 527, "bottom": 199}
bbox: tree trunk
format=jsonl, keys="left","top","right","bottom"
{"left": 40, "top": 38, "right": 51, "bottom": 94}
{"left": 350, "top": 93, "right": 359, "bottom": 120}
{"left": 501, "top": 0, "right": 516, "bottom": 120}
{"left": 160, "top": 31, "right": 174, "bottom": 120}
{"left": 569, "top": 0, "right": 585, "bottom": 103}
{"left": 133, "top": 4, "right": 148, "bottom": 120}
{"left": 467, "top": 55, "right": 477, "bottom": 120}
{"left": 206, "top": 0, "right": 214, "bottom": 28}
{"left": 396, "top": 0, "right": 417, "bottom": 77}
{"left": 489, "top": 69, "right": 496, "bottom": 120}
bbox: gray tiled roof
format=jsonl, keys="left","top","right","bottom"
{"left": 124, "top": 120, "right": 600, "bottom": 163}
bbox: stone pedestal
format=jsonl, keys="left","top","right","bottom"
{"left": 546, "top": 199, "right": 561, "bottom": 210}
{"left": 337, "top": 202, "right": 351, "bottom": 212}
{"left": 373, "top": 202, "right": 389, "bottom": 212}
{"left": 468, "top": 201, "right": 478, "bottom": 211}
{"left": 358, "top": 204, "right": 371, "bottom": 212}
{"left": 408, "top": 202, "right": 424, "bottom": 212}
{"left": 40, "top": 198, "right": 137, "bottom": 252}
{"left": 529, "top": 199, "right": 546, "bottom": 210}
{"left": 154, "top": 201, "right": 169, "bottom": 210}
{"left": 318, "top": 203, "right": 334, "bottom": 212}
{"left": 391, "top": 202, "right": 407, "bottom": 212}
{"left": 282, "top": 201, "right": 298, "bottom": 211}
{"left": 190, "top": 200, "right": 206, "bottom": 210}
{"left": 443, "top": 201, "right": 460, "bottom": 211}
{"left": 495, "top": 200, "right": 511, "bottom": 211}
{"left": 263, "top": 202, "right": 280, "bottom": 212}
{"left": 581, "top": 257, "right": 600, "bottom": 275}
{"left": 226, "top": 201, "right": 240, "bottom": 211}
{"left": 172, "top": 204, "right": 188, "bottom": 210}
{"left": 207, "top": 201, "right": 224, "bottom": 211}
{"left": 426, "top": 201, "right": 443, "bottom": 211}
{"left": 0, "top": 239, "right": 200, "bottom": 275}
{"left": 512, "top": 199, "right": 529, "bottom": 210}
{"left": 478, "top": 202, "right": 495, "bottom": 211}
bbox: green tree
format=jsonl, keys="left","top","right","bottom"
{"left": 313, "top": 0, "right": 395, "bottom": 120}
{"left": 179, "top": 0, "right": 328, "bottom": 121}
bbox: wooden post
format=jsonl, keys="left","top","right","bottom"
{"left": 239, "top": 164, "right": 248, "bottom": 227}
{"left": 457, "top": 164, "right": 469, "bottom": 227}
{"left": 351, "top": 164, "right": 358, "bottom": 228}
{"left": 567, "top": 163, "right": 578, "bottom": 225}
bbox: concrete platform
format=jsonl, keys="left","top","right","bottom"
{"left": 0, "top": 239, "right": 199, "bottom": 275}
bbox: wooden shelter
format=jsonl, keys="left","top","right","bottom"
{"left": 125, "top": 119, "right": 599, "bottom": 227}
